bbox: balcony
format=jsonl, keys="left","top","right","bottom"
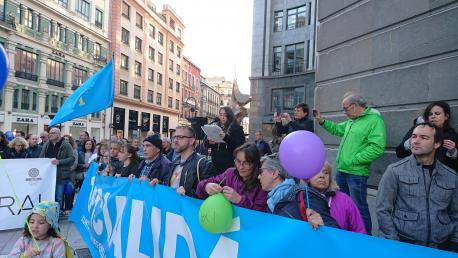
{"left": 15, "top": 71, "right": 38, "bottom": 81}
{"left": 47, "top": 79, "right": 65, "bottom": 87}
{"left": 0, "top": 12, "right": 15, "bottom": 30}
{"left": 94, "top": 55, "right": 107, "bottom": 65}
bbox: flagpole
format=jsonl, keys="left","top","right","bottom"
{"left": 106, "top": 53, "right": 115, "bottom": 176}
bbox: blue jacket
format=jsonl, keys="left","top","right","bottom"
{"left": 255, "top": 139, "right": 272, "bottom": 156}
{"left": 137, "top": 155, "right": 171, "bottom": 182}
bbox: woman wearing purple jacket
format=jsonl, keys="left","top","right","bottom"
{"left": 309, "top": 161, "right": 367, "bottom": 234}
{"left": 196, "top": 143, "right": 268, "bottom": 212}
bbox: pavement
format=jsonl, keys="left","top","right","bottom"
{"left": 0, "top": 216, "right": 90, "bottom": 258}
{"left": 0, "top": 189, "right": 380, "bottom": 258}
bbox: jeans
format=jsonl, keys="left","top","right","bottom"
{"left": 336, "top": 171, "right": 372, "bottom": 234}
{"left": 55, "top": 182, "right": 65, "bottom": 211}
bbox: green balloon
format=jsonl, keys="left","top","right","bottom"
{"left": 199, "top": 193, "right": 233, "bottom": 233}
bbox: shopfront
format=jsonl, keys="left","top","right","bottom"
{"left": 113, "top": 107, "right": 126, "bottom": 139}
{"left": 11, "top": 115, "right": 38, "bottom": 136}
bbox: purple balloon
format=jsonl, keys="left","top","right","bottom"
{"left": 279, "top": 131, "right": 326, "bottom": 180}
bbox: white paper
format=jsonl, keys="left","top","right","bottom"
{"left": 202, "top": 125, "right": 225, "bottom": 143}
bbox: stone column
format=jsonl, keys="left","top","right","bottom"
{"left": 64, "top": 62, "right": 73, "bottom": 94}
{"left": 5, "top": 40, "right": 16, "bottom": 78}
{"left": 38, "top": 53, "right": 47, "bottom": 85}
{"left": 18, "top": 4, "right": 25, "bottom": 25}
{"left": 37, "top": 89, "right": 47, "bottom": 131}
{"left": 32, "top": 10, "right": 38, "bottom": 30}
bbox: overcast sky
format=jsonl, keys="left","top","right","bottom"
{"left": 155, "top": 0, "right": 253, "bottom": 94}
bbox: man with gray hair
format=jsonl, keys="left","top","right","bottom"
{"left": 39, "top": 127, "right": 75, "bottom": 210}
{"left": 314, "top": 92, "right": 386, "bottom": 234}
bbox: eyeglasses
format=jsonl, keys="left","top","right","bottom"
{"left": 174, "top": 135, "right": 193, "bottom": 140}
{"left": 16, "top": 144, "right": 25, "bottom": 147}
{"left": 234, "top": 159, "right": 252, "bottom": 167}
{"left": 40, "top": 136, "right": 46, "bottom": 139}
{"left": 342, "top": 103, "right": 354, "bottom": 112}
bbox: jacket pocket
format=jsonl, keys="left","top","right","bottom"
{"left": 437, "top": 212, "right": 451, "bottom": 225}
{"left": 394, "top": 209, "right": 418, "bottom": 221}
{"left": 434, "top": 179, "right": 455, "bottom": 204}
{"left": 398, "top": 176, "right": 420, "bottom": 197}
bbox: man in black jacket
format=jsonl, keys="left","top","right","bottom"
{"left": 273, "top": 103, "right": 314, "bottom": 136}
{"left": 151, "top": 126, "right": 217, "bottom": 198}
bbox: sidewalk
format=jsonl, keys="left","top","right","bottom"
{"left": 0, "top": 217, "right": 90, "bottom": 257}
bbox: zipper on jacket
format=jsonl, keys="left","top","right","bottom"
{"left": 422, "top": 167, "right": 431, "bottom": 246}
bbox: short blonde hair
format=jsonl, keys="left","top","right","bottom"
{"left": 8, "top": 137, "right": 29, "bottom": 149}
{"left": 322, "top": 161, "right": 339, "bottom": 192}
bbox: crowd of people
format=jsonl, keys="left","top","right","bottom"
{"left": 3, "top": 96, "right": 458, "bottom": 255}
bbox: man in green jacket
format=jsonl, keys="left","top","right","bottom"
{"left": 39, "top": 127, "right": 75, "bottom": 211}
{"left": 314, "top": 92, "right": 386, "bottom": 234}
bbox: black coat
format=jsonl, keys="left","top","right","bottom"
{"left": 273, "top": 116, "right": 314, "bottom": 136}
{"left": 165, "top": 152, "right": 218, "bottom": 198}
{"left": 209, "top": 123, "right": 245, "bottom": 173}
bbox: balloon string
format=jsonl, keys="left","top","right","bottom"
{"left": 3, "top": 165, "right": 41, "bottom": 251}
{"left": 305, "top": 185, "right": 310, "bottom": 210}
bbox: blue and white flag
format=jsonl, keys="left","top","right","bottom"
{"left": 70, "top": 164, "right": 456, "bottom": 258}
{"left": 49, "top": 59, "right": 114, "bottom": 126}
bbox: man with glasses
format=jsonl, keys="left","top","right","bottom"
{"left": 313, "top": 92, "right": 386, "bottom": 234}
{"left": 151, "top": 126, "right": 217, "bottom": 198}
{"left": 39, "top": 127, "right": 75, "bottom": 211}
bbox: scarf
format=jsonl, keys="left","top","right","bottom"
{"left": 267, "top": 178, "right": 295, "bottom": 212}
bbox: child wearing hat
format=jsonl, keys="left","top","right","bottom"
{"left": 9, "top": 201, "right": 74, "bottom": 258}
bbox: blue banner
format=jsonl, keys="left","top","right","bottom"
{"left": 70, "top": 164, "right": 456, "bottom": 258}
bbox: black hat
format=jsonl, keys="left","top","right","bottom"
{"left": 143, "top": 134, "right": 162, "bottom": 150}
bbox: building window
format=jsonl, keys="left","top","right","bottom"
{"left": 177, "top": 46, "right": 181, "bottom": 58}
{"left": 58, "top": 0, "right": 68, "bottom": 8}
{"left": 168, "top": 97, "right": 173, "bottom": 108}
{"left": 32, "top": 92, "right": 37, "bottom": 111}
{"left": 45, "top": 95, "right": 49, "bottom": 112}
{"left": 148, "top": 68, "right": 154, "bottom": 81}
{"left": 149, "top": 24, "right": 156, "bottom": 38}
{"left": 158, "top": 52, "right": 163, "bottom": 65}
{"left": 21, "top": 89, "right": 30, "bottom": 110}
{"left": 136, "top": 12, "right": 143, "bottom": 29}
{"left": 169, "top": 40, "right": 174, "bottom": 53}
{"left": 175, "top": 99, "right": 179, "bottom": 110}
{"left": 156, "top": 93, "right": 162, "bottom": 105}
{"left": 94, "top": 43, "right": 102, "bottom": 58}
{"left": 272, "top": 46, "right": 282, "bottom": 73}
{"left": 13, "top": 89, "right": 18, "bottom": 109}
{"left": 122, "top": 2, "right": 130, "bottom": 19}
{"left": 72, "top": 67, "right": 88, "bottom": 87}
{"left": 176, "top": 64, "right": 181, "bottom": 76}
{"left": 147, "top": 90, "right": 154, "bottom": 103}
{"left": 287, "top": 5, "right": 306, "bottom": 30}
{"left": 134, "top": 85, "right": 141, "bottom": 99}
{"left": 274, "top": 10, "right": 283, "bottom": 32}
{"left": 176, "top": 82, "right": 180, "bottom": 93}
{"left": 157, "top": 73, "right": 163, "bottom": 86}
{"left": 271, "top": 87, "right": 304, "bottom": 112}
{"left": 134, "top": 61, "right": 142, "bottom": 76}
{"left": 46, "top": 59, "right": 65, "bottom": 86}
{"left": 121, "top": 28, "right": 129, "bottom": 45}
{"left": 169, "top": 59, "right": 173, "bottom": 72}
{"left": 285, "top": 43, "right": 304, "bottom": 74}
{"left": 15, "top": 49, "right": 38, "bottom": 81}
{"left": 158, "top": 32, "right": 164, "bottom": 45}
{"left": 23, "top": 8, "right": 33, "bottom": 29}
{"left": 170, "top": 19, "right": 175, "bottom": 30}
{"left": 168, "top": 78, "right": 173, "bottom": 89}
{"left": 120, "top": 80, "right": 128, "bottom": 96}
{"left": 51, "top": 95, "right": 59, "bottom": 113}
{"left": 120, "top": 54, "right": 129, "bottom": 70}
{"left": 95, "top": 9, "right": 103, "bottom": 28}
{"left": 148, "top": 46, "right": 155, "bottom": 61}
{"left": 135, "top": 37, "right": 142, "bottom": 52}
{"left": 75, "top": 0, "right": 90, "bottom": 20}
